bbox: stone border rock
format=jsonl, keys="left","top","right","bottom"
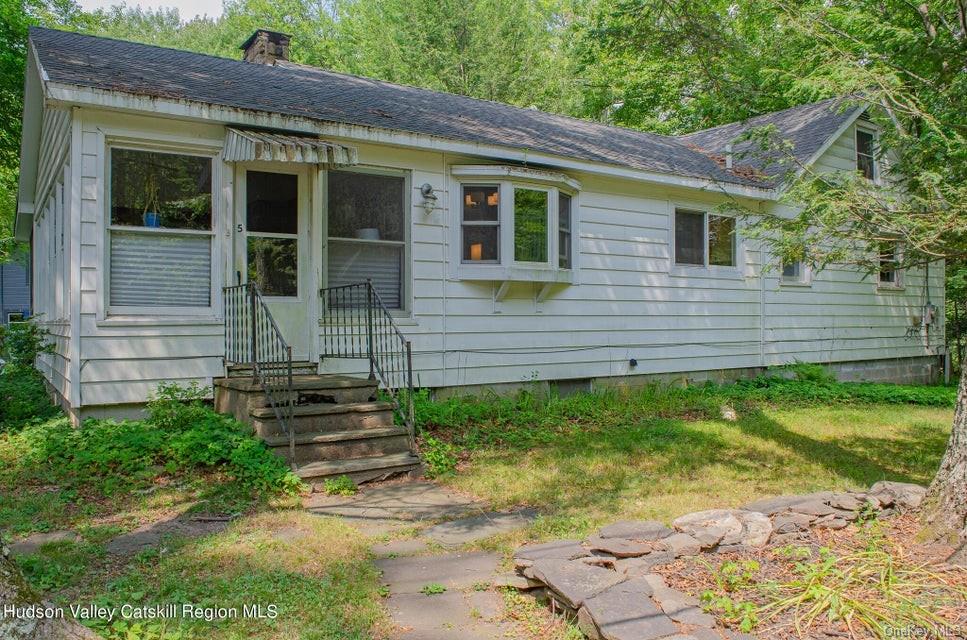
{"left": 507, "top": 481, "right": 925, "bottom": 640}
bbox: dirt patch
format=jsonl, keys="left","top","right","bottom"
{"left": 105, "top": 514, "right": 232, "bottom": 555}
{"left": 658, "top": 515, "right": 967, "bottom": 639}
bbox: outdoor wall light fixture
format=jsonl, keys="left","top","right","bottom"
{"left": 420, "top": 183, "right": 438, "bottom": 214}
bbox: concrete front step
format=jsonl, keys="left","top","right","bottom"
{"left": 215, "top": 374, "right": 377, "bottom": 412}
{"left": 226, "top": 361, "right": 319, "bottom": 377}
{"left": 297, "top": 452, "right": 423, "bottom": 485}
{"left": 264, "top": 426, "right": 412, "bottom": 465}
{"left": 250, "top": 401, "right": 396, "bottom": 438}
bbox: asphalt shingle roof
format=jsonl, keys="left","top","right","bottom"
{"left": 28, "top": 27, "right": 859, "bottom": 190}
{"left": 679, "top": 98, "right": 858, "bottom": 181}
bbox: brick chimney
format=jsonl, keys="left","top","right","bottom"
{"left": 240, "top": 29, "right": 291, "bottom": 65}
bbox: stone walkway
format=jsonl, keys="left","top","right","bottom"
{"left": 304, "top": 481, "right": 539, "bottom": 639}
{"left": 509, "top": 481, "right": 927, "bottom": 640}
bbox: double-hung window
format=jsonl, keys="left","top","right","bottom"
{"left": 558, "top": 193, "right": 572, "bottom": 269}
{"left": 879, "top": 241, "right": 901, "bottom": 287}
{"left": 461, "top": 185, "right": 500, "bottom": 263}
{"left": 327, "top": 170, "right": 407, "bottom": 310}
{"left": 108, "top": 147, "right": 214, "bottom": 310}
{"left": 674, "top": 209, "right": 736, "bottom": 268}
{"left": 856, "top": 129, "right": 877, "bottom": 181}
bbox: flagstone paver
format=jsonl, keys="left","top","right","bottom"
{"left": 384, "top": 591, "right": 511, "bottom": 640}
{"left": 376, "top": 551, "right": 500, "bottom": 594}
{"left": 423, "top": 508, "right": 538, "bottom": 546}
{"left": 371, "top": 538, "right": 430, "bottom": 557}
{"left": 304, "top": 481, "right": 483, "bottom": 534}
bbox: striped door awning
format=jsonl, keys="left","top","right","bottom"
{"left": 223, "top": 128, "right": 358, "bottom": 166}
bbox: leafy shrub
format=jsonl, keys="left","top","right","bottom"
{"left": 779, "top": 361, "right": 837, "bottom": 384}
{"left": 0, "top": 316, "right": 53, "bottom": 366}
{"left": 0, "top": 364, "right": 59, "bottom": 429}
{"left": 723, "top": 376, "right": 955, "bottom": 407}
{"left": 419, "top": 435, "right": 458, "bottom": 478}
{"left": 27, "top": 382, "right": 303, "bottom": 495}
{"left": 323, "top": 475, "right": 358, "bottom": 496}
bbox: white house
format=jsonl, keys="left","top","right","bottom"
{"left": 17, "top": 27, "right": 944, "bottom": 442}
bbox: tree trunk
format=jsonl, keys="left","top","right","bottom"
{"left": 0, "top": 544, "right": 98, "bottom": 640}
{"left": 925, "top": 367, "right": 967, "bottom": 564}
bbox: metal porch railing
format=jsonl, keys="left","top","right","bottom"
{"left": 319, "top": 280, "right": 415, "bottom": 449}
{"left": 223, "top": 282, "right": 295, "bottom": 466}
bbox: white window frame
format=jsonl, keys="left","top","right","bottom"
{"left": 460, "top": 183, "right": 501, "bottom": 265}
{"left": 877, "top": 241, "right": 904, "bottom": 290}
{"left": 450, "top": 165, "right": 579, "bottom": 284}
{"left": 855, "top": 125, "right": 878, "bottom": 183}
{"left": 670, "top": 207, "right": 742, "bottom": 275}
{"left": 322, "top": 165, "right": 411, "bottom": 314}
{"left": 779, "top": 259, "right": 812, "bottom": 287}
{"left": 103, "top": 139, "right": 221, "bottom": 317}
{"left": 511, "top": 184, "right": 553, "bottom": 265}
{"left": 558, "top": 191, "right": 573, "bottom": 269}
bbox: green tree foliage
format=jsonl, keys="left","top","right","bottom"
{"left": 0, "top": 0, "right": 85, "bottom": 260}
{"left": 332, "top": 0, "right": 583, "bottom": 113}
{"left": 591, "top": 0, "right": 967, "bottom": 556}
{"left": 576, "top": 0, "right": 806, "bottom": 131}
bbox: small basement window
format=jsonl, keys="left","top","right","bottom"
{"left": 674, "top": 209, "right": 736, "bottom": 268}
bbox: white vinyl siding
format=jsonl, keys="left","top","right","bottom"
{"left": 34, "top": 108, "right": 941, "bottom": 412}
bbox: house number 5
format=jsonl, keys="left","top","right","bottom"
{"left": 237, "top": 224, "right": 243, "bottom": 233}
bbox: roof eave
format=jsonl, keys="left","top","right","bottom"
{"left": 42, "top": 80, "right": 778, "bottom": 201}
{"left": 776, "top": 103, "right": 868, "bottom": 197}
{"left": 16, "top": 41, "right": 47, "bottom": 241}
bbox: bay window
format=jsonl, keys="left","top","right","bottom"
{"left": 674, "top": 209, "right": 736, "bottom": 268}
{"left": 327, "top": 170, "right": 407, "bottom": 310}
{"left": 455, "top": 166, "right": 579, "bottom": 282}
{"left": 108, "top": 147, "right": 213, "bottom": 309}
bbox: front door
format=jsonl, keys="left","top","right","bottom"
{"left": 238, "top": 166, "right": 311, "bottom": 360}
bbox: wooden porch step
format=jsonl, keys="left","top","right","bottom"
{"left": 250, "top": 401, "right": 396, "bottom": 437}
{"left": 296, "top": 452, "right": 422, "bottom": 485}
{"left": 263, "top": 426, "right": 412, "bottom": 465}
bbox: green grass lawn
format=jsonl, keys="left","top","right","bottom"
{"left": 0, "top": 373, "right": 388, "bottom": 640}
{"left": 419, "top": 379, "right": 953, "bottom": 545}
{"left": 0, "top": 365, "right": 956, "bottom": 640}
